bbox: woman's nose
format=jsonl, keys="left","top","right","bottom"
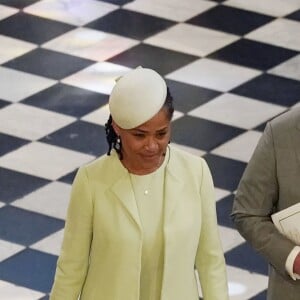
{"left": 145, "top": 137, "right": 158, "bottom": 151}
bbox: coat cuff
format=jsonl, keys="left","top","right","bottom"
{"left": 285, "top": 246, "right": 300, "bottom": 280}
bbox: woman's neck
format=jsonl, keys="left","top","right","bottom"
{"left": 121, "top": 154, "right": 165, "bottom": 175}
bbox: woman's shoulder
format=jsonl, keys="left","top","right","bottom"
{"left": 79, "top": 151, "right": 119, "bottom": 176}
{"left": 168, "top": 145, "right": 212, "bottom": 186}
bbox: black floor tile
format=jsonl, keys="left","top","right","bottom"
{"left": 22, "top": 83, "right": 108, "bottom": 117}
{"left": 0, "top": 99, "right": 11, "bottom": 109}
{"left": 0, "top": 133, "right": 29, "bottom": 156}
{"left": 57, "top": 169, "right": 78, "bottom": 185}
{"left": 231, "top": 74, "right": 300, "bottom": 106}
{"left": 4, "top": 48, "right": 94, "bottom": 80}
{"left": 86, "top": 8, "right": 175, "bottom": 40}
{"left": 286, "top": 9, "right": 300, "bottom": 21}
{"left": 97, "top": 0, "right": 134, "bottom": 5}
{"left": 0, "top": 168, "right": 50, "bottom": 203}
{"left": 40, "top": 120, "right": 107, "bottom": 156}
{"left": 0, "top": 12, "right": 74, "bottom": 44}
{"left": 203, "top": 154, "right": 246, "bottom": 191}
{"left": 216, "top": 194, "right": 235, "bottom": 228}
{"left": 166, "top": 79, "right": 221, "bottom": 113}
{"left": 0, "top": 206, "right": 64, "bottom": 245}
{"left": 208, "top": 39, "right": 298, "bottom": 70}
{"left": 225, "top": 243, "right": 268, "bottom": 275}
{"left": 187, "top": 5, "right": 273, "bottom": 35}
{"left": 108, "top": 43, "right": 198, "bottom": 75}
{"left": 0, "top": 0, "right": 39, "bottom": 8}
{"left": 171, "top": 116, "right": 244, "bottom": 151}
{"left": 0, "top": 249, "right": 57, "bottom": 293}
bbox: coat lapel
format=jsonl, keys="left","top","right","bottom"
{"left": 108, "top": 146, "right": 186, "bottom": 232}
{"left": 163, "top": 148, "right": 184, "bottom": 224}
{"left": 109, "top": 153, "right": 142, "bottom": 230}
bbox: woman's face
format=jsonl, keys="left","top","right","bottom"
{"left": 113, "top": 108, "right": 171, "bottom": 174}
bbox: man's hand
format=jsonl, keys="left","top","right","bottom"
{"left": 293, "top": 253, "right": 300, "bottom": 275}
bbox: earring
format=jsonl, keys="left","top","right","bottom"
{"left": 115, "top": 136, "right": 121, "bottom": 150}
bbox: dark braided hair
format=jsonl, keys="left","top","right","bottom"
{"left": 105, "top": 114, "right": 123, "bottom": 159}
{"left": 105, "top": 87, "right": 174, "bottom": 158}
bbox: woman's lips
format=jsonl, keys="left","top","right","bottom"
{"left": 142, "top": 153, "right": 160, "bottom": 160}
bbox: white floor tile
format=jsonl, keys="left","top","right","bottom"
{"left": 0, "top": 67, "right": 56, "bottom": 102}
{"left": 215, "top": 188, "right": 231, "bottom": 202}
{"left": 166, "top": 58, "right": 261, "bottom": 92}
{"left": 0, "top": 240, "right": 25, "bottom": 262}
{"left": 0, "top": 35, "right": 37, "bottom": 64}
{"left": 12, "top": 182, "right": 71, "bottom": 220}
{"left": 218, "top": 226, "right": 245, "bottom": 252}
{"left": 225, "top": 0, "right": 300, "bottom": 17}
{"left": 24, "top": 0, "right": 117, "bottom": 26}
{"left": 0, "top": 142, "right": 95, "bottom": 180}
{"left": 31, "top": 230, "right": 64, "bottom": 256}
{"left": 172, "top": 110, "right": 184, "bottom": 121}
{"left": 0, "top": 5, "right": 18, "bottom": 20}
{"left": 145, "top": 23, "right": 239, "bottom": 57}
{"left": 188, "top": 93, "right": 286, "bottom": 129}
{"left": 212, "top": 131, "right": 262, "bottom": 163}
{"left": 227, "top": 265, "right": 268, "bottom": 300}
{"left": 269, "top": 54, "right": 300, "bottom": 81}
{"left": 293, "top": 102, "right": 300, "bottom": 109}
{"left": 62, "top": 62, "right": 131, "bottom": 94}
{"left": 0, "top": 103, "right": 75, "bottom": 140}
{"left": 81, "top": 103, "right": 110, "bottom": 126}
{"left": 43, "top": 28, "right": 139, "bottom": 62}
{"left": 124, "top": 0, "right": 216, "bottom": 22}
{"left": 246, "top": 19, "right": 300, "bottom": 51}
{"left": 0, "top": 280, "right": 44, "bottom": 300}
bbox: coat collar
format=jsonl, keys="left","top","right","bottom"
{"left": 109, "top": 146, "right": 184, "bottom": 231}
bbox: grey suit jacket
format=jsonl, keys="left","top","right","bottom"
{"left": 232, "top": 107, "right": 300, "bottom": 300}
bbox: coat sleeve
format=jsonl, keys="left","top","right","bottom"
{"left": 195, "top": 159, "right": 229, "bottom": 300}
{"left": 50, "top": 167, "right": 93, "bottom": 300}
{"left": 231, "top": 122, "right": 295, "bottom": 277}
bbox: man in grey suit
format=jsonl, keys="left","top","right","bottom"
{"left": 232, "top": 107, "right": 300, "bottom": 300}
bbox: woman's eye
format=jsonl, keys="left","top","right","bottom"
{"left": 157, "top": 132, "right": 167, "bottom": 137}
{"left": 133, "top": 133, "right": 145, "bottom": 138}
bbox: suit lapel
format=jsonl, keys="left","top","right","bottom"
{"left": 290, "top": 111, "right": 300, "bottom": 167}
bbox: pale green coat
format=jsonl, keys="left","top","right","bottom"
{"left": 50, "top": 145, "right": 229, "bottom": 300}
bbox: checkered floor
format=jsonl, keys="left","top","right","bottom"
{"left": 0, "top": 0, "right": 299, "bottom": 299}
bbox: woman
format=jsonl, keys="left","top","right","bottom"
{"left": 50, "top": 67, "right": 229, "bottom": 300}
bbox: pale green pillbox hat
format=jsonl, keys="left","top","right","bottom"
{"left": 109, "top": 67, "right": 167, "bottom": 129}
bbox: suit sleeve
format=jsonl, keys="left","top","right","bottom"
{"left": 50, "top": 166, "right": 93, "bottom": 300}
{"left": 231, "top": 122, "right": 295, "bottom": 277}
{"left": 195, "top": 159, "right": 229, "bottom": 300}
